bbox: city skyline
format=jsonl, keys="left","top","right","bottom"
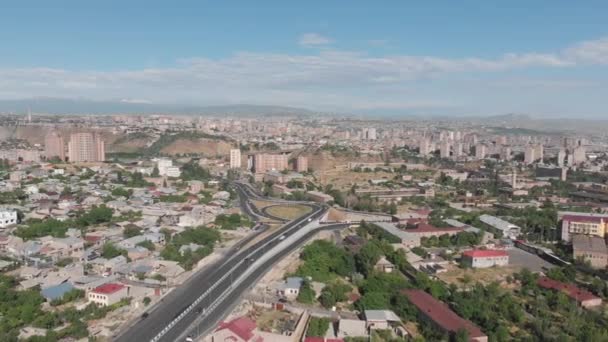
{"left": 1, "top": 2, "right": 608, "bottom": 117}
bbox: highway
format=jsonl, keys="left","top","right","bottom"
{"left": 176, "top": 222, "right": 348, "bottom": 342}
{"left": 115, "top": 182, "right": 325, "bottom": 342}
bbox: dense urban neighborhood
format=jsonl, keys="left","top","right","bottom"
{"left": 0, "top": 113, "right": 606, "bottom": 342}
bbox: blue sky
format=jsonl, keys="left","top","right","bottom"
{"left": 1, "top": 1, "right": 607, "bottom": 117}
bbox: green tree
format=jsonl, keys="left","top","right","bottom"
{"left": 297, "top": 280, "right": 315, "bottom": 304}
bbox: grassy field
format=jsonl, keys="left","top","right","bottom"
{"left": 265, "top": 204, "right": 313, "bottom": 220}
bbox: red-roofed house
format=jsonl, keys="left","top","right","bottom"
{"left": 88, "top": 283, "right": 128, "bottom": 306}
{"left": 212, "top": 317, "right": 263, "bottom": 342}
{"left": 537, "top": 277, "right": 602, "bottom": 308}
{"left": 304, "top": 338, "right": 344, "bottom": 342}
{"left": 402, "top": 289, "right": 488, "bottom": 342}
{"left": 461, "top": 250, "right": 509, "bottom": 268}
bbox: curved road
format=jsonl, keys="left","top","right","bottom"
{"left": 114, "top": 182, "right": 325, "bottom": 342}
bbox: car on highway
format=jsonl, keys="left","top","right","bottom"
{"left": 278, "top": 235, "right": 286, "bottom": 241}
{"left": 185, "top": 336, "right": 194, "bottom": 342}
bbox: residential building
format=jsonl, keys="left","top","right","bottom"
{"left": 68, "top": 132, "right": 105, "bottom": 162}
{"left": 87, "top": 283, "right": 129, "bottom": 306}
{"left": 211, "top": 317, "right": 263, "bottom": 342}
{"left": 44, "top": 131, "right": 65, "bottom": 161}
{"left": 440, "top": 142, "right": 450, "bottom": 159}
{"left": 537, "top": 277, "right": 602, "bottom": 308}
{"left": 572, "top": 234, "right": 608, "bottom": 269}
{"left": 403, "top": 289, "right": 488, "bottom": 342}
{"left": 557, "top": 149, "right": 566, "bottom": 167}
{"left": 295, "top": 155, "right": 308, "bottom": 172}
{"left": 479, "top": 214, "right": 521, "bottom": 239}
{"left": 230, "top": 149, "right": 242, "bottom": 169}
{"left": 374, "top": 256, "right": 395, "bottom": 273}
{"left": 524, "top": 144, "right": 544, "bottom": 164}
{"left": 337, "top": 319, "right": 367, "bottom": 338}
{"left": 560, "top": 214, "right": 607, "bottom": 241}
{"left": 0, "top": 209, "right": 18, "bottom": 228}
{"left": 461, "top": 250, "right": 509, "bottom": 268}
{"left": 364, "top": 310, "right": 401, "bottom": 330}
{"left": 156, "top": 158, "right": 181, "bottom": 177}
{"left": 276, "top": 277, "right": 303, "bottom": 299}
{"left": 475, "top": 144, "right": 487, "bottom": 160}
{"left": 419, "top": 138, "right": 431, "bottom": 157}
{"left": 572, "top": 145, "right": 586, "bottom": 165}
{"left": 307, "top": 190, "right": 334, "bottom": 203}
{"left": 252, "top": 153, "right": 289, "bottom": 173}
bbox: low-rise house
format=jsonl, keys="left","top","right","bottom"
{"left": 364, "top": 310, "right": 401, "bottom": 330}
{"left": 537, "top": 277, "right": 602, "bottom": 308}
{"left": 277, "top": 277, "right": 303, "bottom": 299}
{"left": 88, "top": 283, "right": 129, "bottom": 306}
{"left": 179, "top": 243, "right": 203, "bottom": 255}
{"left": 337, "top": 319, "right": 367, "bottom": 338}
{"left": 41, "top": 282, "right": 75, "bottom": 302}
{"left": 374, "top": 256, "right": 395, "bottom": 273}
{"left": 572, "top": 234, "right": 608, "bottom": 269}
{"left": 127, "top": 246, "right": 152, "bottom": 260}
{"left": 0, "top": 208, "right": 18, "bottom": 228}
{"left": 40, "top": 237, "right": 85, "bottom": 261}
{"left": 461, "top": 250, "right": 509, "bottom": 268}
{"left": 403, "top": 289, "right": 488, "bottom": 342}
{"left": 210, "top": 316, "right": 263, "bottom": 342}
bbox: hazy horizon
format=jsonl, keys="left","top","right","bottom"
{"left": 1, "top": 2, "right": 607, "bottom": 118}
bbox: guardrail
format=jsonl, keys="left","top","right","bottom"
{"left": 149, "top": 205, "right": 324, "bottom": 342}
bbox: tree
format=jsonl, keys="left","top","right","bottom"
{"left": 297, "top": 280, "right": 315, "bottom": 304}
{"left": 151, "top": 166, "right": 160, "bottom": 177}
{"left": 123, "top": 225, "right": 142, "bottom": 238}
{"left": 453, "top": 328, "right": 469, "bottom": 342}
{"left": 306, "top": 317, "right": 330, "bottom": 337}
{"left": 101, "top": 243, "right": 126, "bottom": 259}
{"left": 143, "top": 297, "right": 151, "bottom": 306}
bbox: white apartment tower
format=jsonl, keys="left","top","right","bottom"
{"left": 229, "top": 149, "right": 242, "bottom": 169}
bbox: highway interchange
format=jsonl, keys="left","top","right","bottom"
{"left": 115, "top": 182, "right": 339, "bottom": 342}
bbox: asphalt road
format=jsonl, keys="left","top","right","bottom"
{"left": 114, "top": 183, "right": 324, "bottom": 342}
{"left": 177, "top": 222, "right": 348, "bottom": 342}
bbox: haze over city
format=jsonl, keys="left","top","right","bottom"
{"left": 1, "top": 1, "right": 608, "bottom": 117}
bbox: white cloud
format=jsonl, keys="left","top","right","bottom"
{"left": 565, "top": 37, "right": 608, "bottom": 64}
{"left": 0, "top": 36, "right": 607, "bottom": 113}
{"left": 298, "top": 33, "right": 332, "bottom": 47}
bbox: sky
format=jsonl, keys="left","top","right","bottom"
{"left": 1, "top": 1, "right": 607, "bottom": 117}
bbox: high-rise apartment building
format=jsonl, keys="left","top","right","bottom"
{"left": 67, "top": 133, "right": 105, "bottom": 163}
{"left": 524, "top": 144, "right": 544, "bottom": 164}
{"left": 229, "top": 149, "right": 242, "bottom": 169}
{"left": 557, "top": 149, "right": 566, "bottom": 167}
{"left": 295, "top": 156, "right": 308, "bottom": 172}
{"left": 572, "top": 146, "right": 586, "bottom": 165}
{"left": 44, "top": 131, "right": 65, "bottom": 161}
{"left": 440, "top": 142, "right": 451, "bottom": 159}
{"left": 252, "top": 153, "right": 289, "bottom": 173}
{"left": 475, "top": 144, "right": 487, "bottom": 160}
{"left": 419, "top": 138, "right": 431, "bottom": 157}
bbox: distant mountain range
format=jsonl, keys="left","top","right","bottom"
{"left": 0, "top": 97, "right": 315, "bottom": 116}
